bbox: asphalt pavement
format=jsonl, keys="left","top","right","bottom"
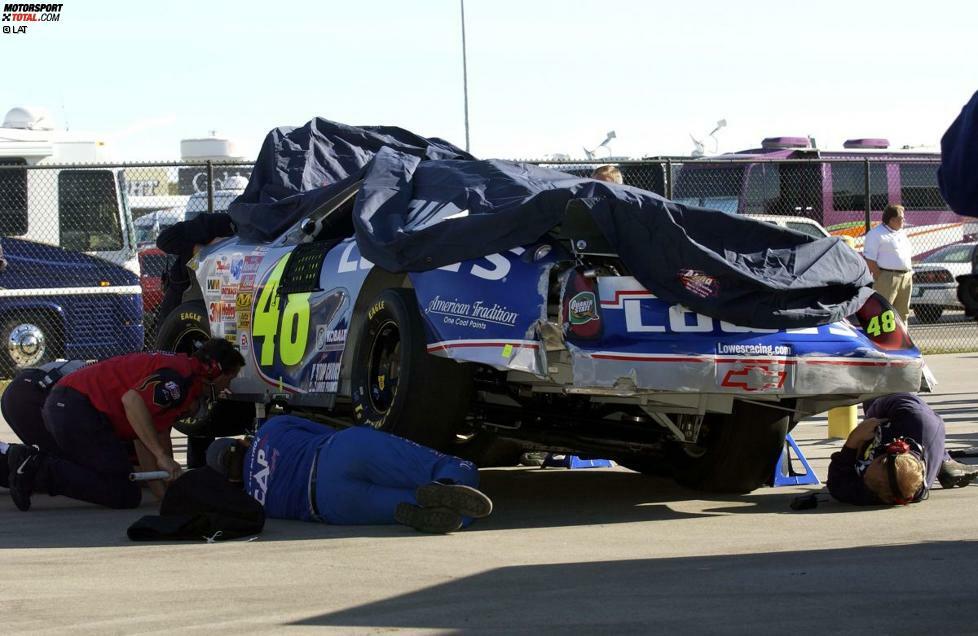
{"left": 1, "top": 353, "right": 977, "bottom": 634}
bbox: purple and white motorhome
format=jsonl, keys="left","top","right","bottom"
{"left": 672, "top": 137, "right": 969, "bottom": 256}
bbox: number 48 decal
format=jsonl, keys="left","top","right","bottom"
{"left": 252, "top": 254, "right": 312, "bottom": 367}
{"left": 865, "top": 309, "right": 896, "bottom": 338}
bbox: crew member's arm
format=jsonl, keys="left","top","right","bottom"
{"left": 122, "top": 389, "right": 182, "bottom": 481}
{"left": 132, "top": 439, "right": 168, "bottom": 500}
{"left": 826, "top": 418, "right": 883, "bottom": 506}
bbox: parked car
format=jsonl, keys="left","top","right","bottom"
{"left": 138, "top": 246, "right": 168, "bottom": 343}
{"left": 0, "top": 236, "right": 142, "bottom": 377}
{"left": 744, "top": 214, "right": 830, "bottom": 239}
{"left": 154, "top": 179, "right": 930, "bottom": 495}
{"left": 133, "top": 181, "right": 247, "bottom": 248}
{"left": 911, "top": 242, "right": 976, "bottom": 323}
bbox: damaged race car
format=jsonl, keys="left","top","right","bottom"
{"left": 156, "top": 119, "right": 932, "bottom": 494}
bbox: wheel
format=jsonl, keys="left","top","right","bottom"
{"left": 155, "top": 300, "right": 209, "bottom": 354}
{"left": 912, "top": 305, "right": 943, "bottom": 323}
{"left": 672, "top": 401, "right": 789, "bottom": 494}
{"left": 0, "top": 314, "right": 60, "bottom": 379}
{"left": 350, "top": 288, "right": 472, "bottom": 451}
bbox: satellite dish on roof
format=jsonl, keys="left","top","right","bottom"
{"left": 3, "top": 106, "right": 56, "bottom": 130}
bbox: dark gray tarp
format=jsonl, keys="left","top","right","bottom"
{"left": 230, "top": 119, "right": 873, "bottom": 329}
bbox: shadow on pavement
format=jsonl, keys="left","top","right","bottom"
{"left": 0, "top": 467, "right": 833, "bottom": 549}
{"left": 289, "top": 540, "right": 978, "bottom": 633}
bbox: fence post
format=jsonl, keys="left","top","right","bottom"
{"left": 665, "top": 159, "right": 673, "bottom": 200}
{"left": 863, "top": 158, "right": 871, "bottom": 233}
{"left": 206, "top": 160, "right": 214, "bottom": 214}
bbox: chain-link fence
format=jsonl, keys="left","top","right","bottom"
{"left": 0, "top": 157, "right": 974, "bottom": 379}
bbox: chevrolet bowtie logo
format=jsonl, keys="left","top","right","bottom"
{"left": 721, "top": 365, "right": 787, "bottom": 391}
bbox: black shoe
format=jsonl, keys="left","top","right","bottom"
{"left": 7, "top": 444, "right": 41, "bottom": 512}
{"left": 416, "top": 482, "right": 493, "bottom": 519}
{"left": 394, "top": 503, "right": 463, "bottom": 534}
{"left": 938, "top": 459, "right": 978, "bottom": 489}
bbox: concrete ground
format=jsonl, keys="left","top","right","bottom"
{"left": 2, "top": 353, "right": 978, "bottom": 634}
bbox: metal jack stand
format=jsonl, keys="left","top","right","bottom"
{"left": 772, "top": 433, "right": 820, "bottom": 487}
{"left": 542, "top": 454, "right": 613, "bottom": 469}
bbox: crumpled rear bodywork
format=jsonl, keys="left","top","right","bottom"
{"left": 411, "top": 247, "right": 928, "bottom": 400}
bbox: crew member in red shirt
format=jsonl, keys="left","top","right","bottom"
{"left": 4, "top": 338, "right": 244, "bottom": 511}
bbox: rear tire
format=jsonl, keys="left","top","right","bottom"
{"left": 912, "top": 305, "right": 943, "bottom": 323}
{"left": 672, "top": 402, "right": 789, "bottom": 494}
{"left": 350, "top": 288, "right": 472, "bottom": 451}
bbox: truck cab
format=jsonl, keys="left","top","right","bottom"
{"left": 0, "top": 106, "right": 138, "bottom": 273}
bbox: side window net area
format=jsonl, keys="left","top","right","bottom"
{"left": 59, "top": 170, "right": 123, "bottom": 252}
{"left": 0, "top": 159, "right": 28, "bottom": 236}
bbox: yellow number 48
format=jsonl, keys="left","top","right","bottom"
{"left": 865, "top": 310, "right": 897, "bottom": 337}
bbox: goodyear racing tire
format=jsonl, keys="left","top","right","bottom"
{"left": 155, "top": 300, "right": 210, "bottom": 354}
{"left": 672, "top": 401, "right": 788, "bottom": 494}
{"left": 350, "top": 288, "right": 472, "bottom": 451}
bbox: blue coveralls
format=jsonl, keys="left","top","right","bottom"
{"left": 242, "top": 415, "right": 480, "bottom": 525}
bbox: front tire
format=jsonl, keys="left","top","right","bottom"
{"left": 0, "top": 314, "right": 60, "bottom": 379}
{"left": 350, "top": 288, "right": 472, "bottom": 451}
{"left": 155, "top": 300, "right": 209, "bottom": 354}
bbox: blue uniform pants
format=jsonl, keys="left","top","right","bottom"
{"left": 314, "top": 426, "right": 479, "bottom": 525}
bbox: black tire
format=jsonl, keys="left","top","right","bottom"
{"left": 453, "top": 434, "right": 525, "bottom": 467}
{"left": 912, "top": 305, "right": 943, "bottom": 324}
{"left": 155, "top": 300, "right": 209, "bottom": 354}
{"left": 672, "top": 401, "right": 789, "bottom": 494}
{"left": 350, "top": 288, "right": 472, "bottom": 451}
{"left": 0, "top": 313, "right": 61, "bottom": 379}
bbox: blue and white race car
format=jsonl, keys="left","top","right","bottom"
{"left": 156, "top": 180, "right": 931, "bottom": 493}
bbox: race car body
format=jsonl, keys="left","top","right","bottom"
{"left": 159, "top": 179, "right": 929, "bottom": 493}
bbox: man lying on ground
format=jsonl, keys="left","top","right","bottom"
{"left": 827, "top": 393, "right": 978, "bottom": 505}
{"left": 206, "top": 414, "right": 493, "bottom": 533}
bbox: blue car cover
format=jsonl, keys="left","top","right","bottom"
{"left": 231, "top": 119, "right": 873, "bottom": 329}
{"left": 939, "top": 90, "right": 978, "bottom": 217}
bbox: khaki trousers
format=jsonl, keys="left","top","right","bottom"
{"left": 874, "top": 270, "right": 912, "bottom": 321}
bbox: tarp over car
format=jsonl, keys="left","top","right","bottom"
{"left": 230, "top": 118, "right": 873, "bottom": 329}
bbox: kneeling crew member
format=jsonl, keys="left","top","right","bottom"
{"left": 827, "top": 393, "right": 978, "bottom": 505}
{"left": 2, "top": 339, "right": 244, "bottom": 511}
{"left": 207, "top": 415, "right": 493, "bottom": 533}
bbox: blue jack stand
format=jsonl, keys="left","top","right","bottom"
{"left": 772, "top": 433, "right": 820, "bottom": 487}
{"left": 542, "top": 454, "right": 613, "bottom": 469}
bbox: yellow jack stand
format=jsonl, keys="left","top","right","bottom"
{"left": 827, "top": 405, "right": 858, "bottom": 439}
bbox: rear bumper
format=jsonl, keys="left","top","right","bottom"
{"left": 566, "top": 347, "right": 925, "bottom": 398}
{"left": 911, "top": 284, "right": 959, "bottom": 308}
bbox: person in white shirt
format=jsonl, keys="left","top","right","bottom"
{"left": 862, "top": 204, "right": 913, "bottom": 321}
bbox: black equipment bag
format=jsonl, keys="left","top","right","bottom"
{"left": 127, "top": 468, "right": 265, "bottom": 542}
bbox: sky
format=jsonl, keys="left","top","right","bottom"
{"left": 1, "top": 0, "right": 975, "bottom": 161}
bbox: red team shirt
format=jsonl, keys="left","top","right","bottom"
{"left": 58, "top": 352, "right": 208, "bottom": 440}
